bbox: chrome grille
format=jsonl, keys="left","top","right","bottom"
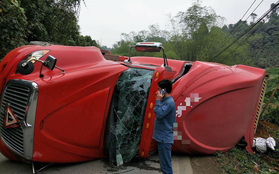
{"left": 0, "top": 84, "right": 30, "bottom": 154}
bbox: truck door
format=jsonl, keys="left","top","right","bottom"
{"left": 105, "top": 67, "right": 154, "bottom": 165}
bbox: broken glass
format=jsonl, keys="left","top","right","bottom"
{"left": 107, "top": 67, "right": 154, "bottom": 165}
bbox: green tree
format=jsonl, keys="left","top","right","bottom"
{"left": 111, "top": 25, "right": 179, "bottom": 59}
{"left": 251, "top": 13, "right": 257, "bottom": 23}
{"left": 246, "top": 4, "right": 279, "bottom": 68}
{"left": 176, "top": 0, "right": 224, "bottom": 36}
{"left": 166, "top": 0, "right": 231, "bottom": 62}
{"left": 20, "top": 0, "right": 81, "bottom": 44}
{"left": 0, "top": 0, "right": 98, "bottom": 60}
{"left": 0, "top": 0, "right": 28, "bottom": 59}
{"left": 111, "top": 0, "right": 276, "bottom": 68}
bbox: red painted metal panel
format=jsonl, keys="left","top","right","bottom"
{"left": 172, "top": 62, "right": 265, "bottom": 154}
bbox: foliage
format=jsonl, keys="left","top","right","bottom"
{"left": 237, "top": 4, "right": 279, "bottom": 68}
{"left": 111, "top": 0, "right": 252, "bottom": 65}
{"left": 265, "top": 84, "right": 279, "bottom": 105}
{"left": 216, "top": 146, "right": 279, "bottom": 174}
{"left": 176, "top": 0, "right": 224, "bottom": 36}
{"left": 261, "top": 68, "right": 279, "bottom": 126}
{"left": 266, "top": 67, "right": 279, "bottom": 81}
{"left": 111, "top": 24, "right": 180, "bottom": 59}
{"left": 262, "top": 104, "right": 279, "bottom": 126}
{"left": 216, "top": 119, "right": 279, "bottom": 174}
{"left": 0, "top": 0, "right": 28, "bottom": 59}
{"left": 262, "top": 87, "right": 279, "bottom": 126}
{"left": 111, "top": 1, "right": 278, "bottom": 69}
{"left": 0, "top": 0, "right": 98, "bottom": 60}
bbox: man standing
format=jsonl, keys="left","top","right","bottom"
{"left": 153, "top": 79, "right": 176, "bottom": 174}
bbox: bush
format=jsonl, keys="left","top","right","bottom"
{"left": 262, "top": 104, "right": 279, "bottom": 126}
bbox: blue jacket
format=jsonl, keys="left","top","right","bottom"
{"left": 153, "top": 96, "right": 176, "bottom": 144}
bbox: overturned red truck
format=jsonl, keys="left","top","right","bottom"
{"left": 0, "top": 42, "right": 267, "bottom": 165}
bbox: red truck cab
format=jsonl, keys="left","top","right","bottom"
{"left": 0, "top": 42, "right": 266, "bottom": 165}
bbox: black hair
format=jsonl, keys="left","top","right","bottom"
{"left": 158, "top": 79, "right": 172, "bottom": 93}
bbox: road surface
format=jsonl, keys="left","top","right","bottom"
{"left": 0, "top": 152, "right": 193, "bottom": 174}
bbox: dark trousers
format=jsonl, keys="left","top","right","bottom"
{"left": 157, "top": 142, "right": 173, "bottom": 174}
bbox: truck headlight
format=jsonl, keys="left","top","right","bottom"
{"left": 25, "top": 50, "right": 50, "bottom": 63}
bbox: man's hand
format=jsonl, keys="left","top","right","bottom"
{"left": 156, "top": 90, "right": 164, "bottom": 101}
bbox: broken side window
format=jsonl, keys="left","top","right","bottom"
{"left": 107, "top": 67, "right": 154, "bottom": 165}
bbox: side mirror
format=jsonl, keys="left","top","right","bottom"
{"left": 16, "top": 60, "right": 34, "bottom": 75}
{"left": 135, "top": 42, "right": 162, "bottom": 52}
{"left": 126, "top": 42, "right": 170, "bottom": 69}
{"left": 44, "top": 55, "right": 57, "bottom": 71}
{"left": 16, "top": 55, "right": 64, "bottom": 76}
{"left": 126, "top": 42, "right": 164, "bottom": 63}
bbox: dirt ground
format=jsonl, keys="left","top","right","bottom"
{"left": 255, "top": 120, "right": 279, "bottom": 138}
{"left": 190, "top": 155, "right": 223, "bottom": 174}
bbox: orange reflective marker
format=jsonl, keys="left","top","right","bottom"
{"left": 150, "top": 102, "right": 153, "bottom": 109}
{"left": 155, "top": 72, "right": 159, "bottom": 78}
{"left": 141, "top": 151, "right": 145, "bottom": 157}
{"left": 146, "top": 123, "right": 149, "bottom": 129}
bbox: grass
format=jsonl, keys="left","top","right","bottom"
{"left": 216, "top": 121, "right": 279, "bottom": 174}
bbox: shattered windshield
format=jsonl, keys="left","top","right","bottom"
{"left": 107, "top": 67, "right": 154, "bottom": 165}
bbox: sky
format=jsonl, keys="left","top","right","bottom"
{"left": 78, "top": 0, "right": 277, "bottom": 47}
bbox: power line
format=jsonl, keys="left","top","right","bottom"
{"left": 240, "top": 0, "right": 257, "bottom": 21}
{"left": 223, "top": 21, "right": 265, "bottom": 64}
{"left": 202, "top": 1, "right": 258, "bottom": 62}
{"left": 230, "top": 0, "right": 264, "bottom": 36}
{"left": 210, "top": 1, "right": 279, "bottom": 62}
{"left": 213, "top": 0, "right": 264, "bottom": 56}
